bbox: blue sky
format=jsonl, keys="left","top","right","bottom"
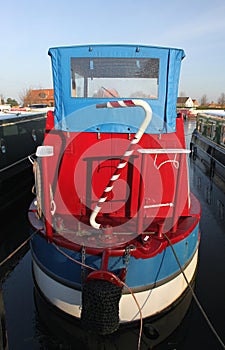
{"left": 1, "top": 0, "right": 225, "bottom": 103}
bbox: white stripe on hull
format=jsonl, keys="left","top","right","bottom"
{"left": 33, "top": 249, "right": 198, "bottom": 322}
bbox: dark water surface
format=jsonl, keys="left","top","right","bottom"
{"left": 0, "top": 120, "right": 225, "bottom": 349}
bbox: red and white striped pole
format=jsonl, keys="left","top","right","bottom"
{"left": 90, "top": 99, "right": 152, "bottom": 230}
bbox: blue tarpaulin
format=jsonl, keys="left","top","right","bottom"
{"left": 48, "top": 44, "right": 185, "bottom": 134}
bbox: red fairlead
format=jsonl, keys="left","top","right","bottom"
{"left": 89, "top": 99, "right": 152, "bottom": 230}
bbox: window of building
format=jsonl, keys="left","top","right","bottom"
{"left": 39, "top": 92, "right": 47, "bottom": 99}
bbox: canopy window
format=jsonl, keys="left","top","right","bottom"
{"left": 71, "top": 58, "right": 159, "bottom": 99}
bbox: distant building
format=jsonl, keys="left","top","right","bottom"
{"left": 0, "top": 104, "right": 11, "bottom": 111}
{"left": 24, "top": 89, "right": 54, "bottom": 107}
{"left": 192, "top": 99, "right": 199, "bottom": 108}
{"left": 208, "top": 102, "right": 217, "bottom": 108}
{"left": 177, "top": 97, "right": 194, "bottom": 108}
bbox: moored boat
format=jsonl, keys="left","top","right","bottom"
{"left": 28, "top": 44, "right": 201, "bottom": 340}
{"left": 190, "top": 112, "right": 225, "bottom": 192}
{"left": 0, "top": 111, "right": 46, "bottom": 211}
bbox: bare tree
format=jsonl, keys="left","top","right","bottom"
{"left": 18, "top": 87, "right": 33, "bottom": 106}
{"left": 0, "top": 94, "right": 5, "bottom": 104}
{"left": 200, "top": 94, "right": 208, "bottom": 106}
{"left": 217, "top": 93, "right": 225, "bottom": 106}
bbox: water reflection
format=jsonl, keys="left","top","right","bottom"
{"left": 0, "top": 287, "right": 8, "bottom": 349}
{"left": 33, "top": 280, "right": 194, "bottom": 350}
{"left": 0, "top": 193, "right": 31, "bottom": 282}
{"left": 191, "top": 161, "right": 225, "bottom": 225}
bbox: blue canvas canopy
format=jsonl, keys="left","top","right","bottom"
{"left": 48, "top": 44, "right": 185, "bottom": 134}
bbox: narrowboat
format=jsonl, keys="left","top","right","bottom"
{"left": 28, "top": 44, "right": 201, "bottom": 338}
{"left": 0, "top": 111, "right": 46, "bottom": 211}
{"left": 190, "top": 112, "right": 225, "bottom": 192}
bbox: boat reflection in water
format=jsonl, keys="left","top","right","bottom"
{"left": 33, "top": 280, "right": 194, "bottom": 350}
{"left": 0, "top": 288, "right": 8, "bottom": 350}
{"left": 190, "top": 156, "right": 225, "bottom": 227}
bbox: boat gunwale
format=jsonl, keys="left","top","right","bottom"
{"left": 28, "top": 198, "right": 200, "bottom": 259}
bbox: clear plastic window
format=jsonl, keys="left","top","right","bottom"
{"left": 211, "top": 123, "right": 217, "bottom": 139}
{"left": 207, "top": 122, "right": 216, "bottom": 139}
{"left": 71, "top": 57, "right": 159, "bottom": 99}
{"left": 3, "top": 124, "right": 18, "bottom": 136}
{"left": 221, "top": 125, "right": 225, "bottom": 145}
{"left": 197, "top": 119, "right": 202, "bottom": 132}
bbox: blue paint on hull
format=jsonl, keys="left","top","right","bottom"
{"left": 30, "top": 223, "right": 199, "bottom": 290}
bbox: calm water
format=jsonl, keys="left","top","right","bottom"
{"left": 0, "top": 120, "right": 225, "bottom": 350}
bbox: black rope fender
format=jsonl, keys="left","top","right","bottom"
{"left": 81, "top": 271, "right": 123, "bottom": 335}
